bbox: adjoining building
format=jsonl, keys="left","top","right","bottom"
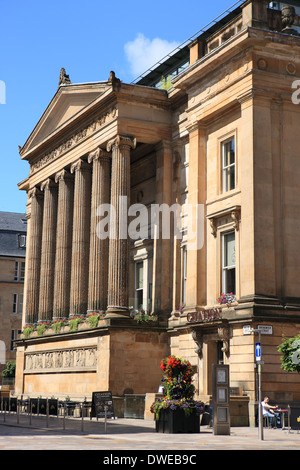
{"left": 0, "top": 212, "right": 27, "bottom": 383}
{"left": 15, "top": 0, "right": 300, "bottom": 425}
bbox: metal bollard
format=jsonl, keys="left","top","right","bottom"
{"left": 46, "top": 399, "right": 49, "bottom": 428}
{"left": 81, "top": 403, "right": 84, "bottom": 433}
{"left": 63, "top": 402, "right": 66, "bottom": 430}
{"left": 29, "top": 402, "right": 32, "bottom": 425}
{"left": 104, "top": 405, "right": 108, "bottom": 434}
{"left": 17, "top": 401, "right": 20, "bottom": 424}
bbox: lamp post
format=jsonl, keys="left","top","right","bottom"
{"left": 250, "top": 328, "right": 263, "bottom": 440}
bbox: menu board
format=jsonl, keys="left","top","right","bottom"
{"left": 91, "top": 391, "right": 115, "bottom": 419}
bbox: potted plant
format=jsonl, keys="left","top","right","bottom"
{"left": 69, "top": 315, "right": 84, "bottom": 332}
{"left": 87, "top": 311, "right": 104, "bottom": 328}
{"left": 151, "top": 355, "right": 204, "bottom": 433}
{"left": 22, "top": 324, "right": 35, "bottom": 338}
{"left": 134, "top": 311, "right": 158, "bottom": 324}
{"left": 217, "top": 292, "right": 236, "bottom": 306}
{"left": 37, "top": 321, "right": 51, "bottom": 336}
{"left": 52, "top": 318, "right": 67, "bottom": 334}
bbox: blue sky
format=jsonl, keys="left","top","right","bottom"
{"left": 0, "top": 0, "right": 242, "bottom": 214}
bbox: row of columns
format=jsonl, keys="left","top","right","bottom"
{"left": 25, "top": 135, "right": 136, "bottom": 325}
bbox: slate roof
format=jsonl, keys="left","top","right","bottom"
{"left": 0, "top": 212, "right": 27, "bottom": 258}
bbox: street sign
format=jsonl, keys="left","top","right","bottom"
{"left": 255, "top": 342, "right": 261, "bottom": 361}
{"left": 243, "top": 325, "right": 251, "bottom": 335}
{"left": 257, "top": 325, "right": 273, "bottom": 335}
{"left": 243, "top": 325, "right": 273, "bottom": 335}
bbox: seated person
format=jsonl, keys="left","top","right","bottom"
{"left": 261, "top": 396, "right": 280, "bottom": 428}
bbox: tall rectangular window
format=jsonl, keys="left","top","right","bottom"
{"left": 20, "top": 262, "right": 25, "bottom": 281}
{"left": 13, "top": 294, "right": 18, "bottom": 313}
{"left": 14, "top": 262, "right": 19, "bottom": 281}
{"left": 222, "top": 231, "right": 236, "bottom": 295}
{"left": 135, "top": 262, "right": 144, "bottom": 311}
{"left": 222, "top": 137, "right": 235, "bottom": 192}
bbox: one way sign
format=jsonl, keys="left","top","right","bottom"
{"left": 255, "top": 343, "right": 261, "bottom": 361}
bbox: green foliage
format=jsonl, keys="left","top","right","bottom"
{"left": 23, "top": 324, "right": 35, "bottom": 338}
{"left": 87, "top": 312, "right": 104, "bottom": 328}
{"left": 134, "top": 312, "right": 158, "bottom": 324}
{"left": 2, "top": 361, "right": 16, "bottom": 378}
{"left": 52, "top": 318, "right": 67, "bottom": 334}
{"left": 37, "top": 322, "right": 51, "bottom": 336}
{"left": 278, "top": 334, "right": 300, "bottom": 373}
{"left": 69, "top": 316, "right": 84, "bottom": 332}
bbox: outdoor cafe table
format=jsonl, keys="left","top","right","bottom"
{"left": 277, "top": 408, "right": 288, "bottom": 430}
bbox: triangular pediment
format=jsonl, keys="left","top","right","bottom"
{"left": 20, "top": 82, "right": 110, "bottom": 158}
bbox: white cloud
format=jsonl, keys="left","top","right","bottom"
{"left": 124, "top": 33, "right": 180, "bottom": 77}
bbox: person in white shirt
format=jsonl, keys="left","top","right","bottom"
{"left": 261, "top": 396, "right": 280, "bottom": 428}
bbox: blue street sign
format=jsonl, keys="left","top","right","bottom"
{"left": 256, "top": 342, "right": 261, "bottom": 361}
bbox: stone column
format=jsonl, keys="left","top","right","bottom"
{"left": 106, "top": 135, "right": 136, "bottom": 317}
{"left": 151, "top": 141, "right": 173, "bottom": 318}
{"left": 38, "top": 178, "right": 58, "bottom": 322}
{"left": 69, "top": 158, "right": 92, "bottom": 316}
{"left": 25, "top": 187, "right": 43, "bottom": 325}
{"left": 53, "top": 169, "right": 74, "bottom": 319}
{"left": 87, "top": 148, "right": 111, "bottom": 313}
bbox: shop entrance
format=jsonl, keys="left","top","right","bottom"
{"left": 199, "top": 338, "right": 225, "bottom": 396}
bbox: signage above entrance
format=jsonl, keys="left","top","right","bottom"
{"left": 187, "top": 308, "right": 222, "bottom": 323}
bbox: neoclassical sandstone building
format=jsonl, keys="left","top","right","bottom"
{"left": 15, "top": 0, "right": 300, "bottom": 425}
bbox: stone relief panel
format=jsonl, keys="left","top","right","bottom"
{"left": 24, "top": 347, "right": 97, "bottom": 373}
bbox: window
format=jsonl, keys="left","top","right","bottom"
{"left": 135, "top": 262, "right": 144, "bottom": 311}
{"left": 13, "top": 294, "right": 18, "bottom": 313}
{"left": 14, "top": 261, "right": 19, "bottom": 281}
{"left": 18, "top": 234, "right": 26, "bottom": 248}
{"left": 222, "top": 137, "right": 235, "bottom": 192}
{"left": 11, "top": 330, "right": 21, "bottom": 351}
{"left": 222, "top": 231, "right": 236, "bottom": 295}
{"left": 14, "top": 261, "right": 25, "bottom": 281}
{"left": 20, "top": 262, "right": 25, "bottom": 281}
{"left": 12, "top": 294, "right": 23, "bottom": 314}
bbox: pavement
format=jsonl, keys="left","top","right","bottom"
{"left": 0, "top": 411, "right": 299, "bottom": 456}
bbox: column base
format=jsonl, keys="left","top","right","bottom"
{"left": 105, "top": 306, "right": 130, "bottom": 319}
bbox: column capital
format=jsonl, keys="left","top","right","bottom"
{"left": 88, "top": 147, "right": 111, "bottom": 163}
{"left": 28, "top": 186, "right": 43, "bottom": 199}
{"left": 40, "top": 178, "right": 56, "bottom": 191}
{"left": 55, "top": 168, "right": 73, "bottom": 183}
{"left": 70, "top": 158, "right": 90, "bottom": 174}
{"left": 106, "top": 135, "right": 136, "bottom": 152}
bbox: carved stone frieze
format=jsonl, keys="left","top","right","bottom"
{"left": 30, "top": 106, "right": 117, "bottom": 175}
{"left": 24, "top": 347, "right": 97, "bottom": 373}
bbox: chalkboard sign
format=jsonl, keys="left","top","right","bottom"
{"left": 91, "top": 391, "right": 115, "bottom": 419}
